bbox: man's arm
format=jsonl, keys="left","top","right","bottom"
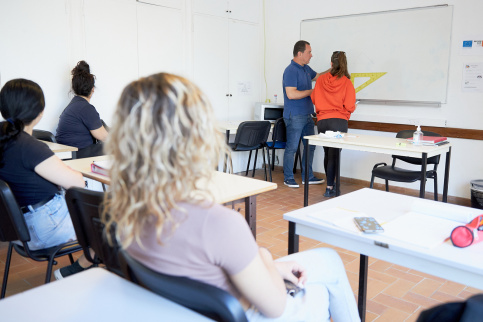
{"left": 285, "top": 87, "right": 313, "bottom": 100}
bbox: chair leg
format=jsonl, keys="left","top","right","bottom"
{"left": 252, "top": 149, "right": 259, "bottom": 177}
{"left": 385, "top": 180, "right": 389, "bottom": 192}
{"left": 370, "top": 175, "right": 375, "bottom": 188}
{"left": 262, "top": 148, "right": 268, "bottom": 181}
{"left": 68, "top": 253, "right": 75, "bottom": 264}
{"left": 246, "top": 151, "right": 252, "bottom": 176}
{"left": 267, "top": 147, "right": 273, "bottom": 182}
{"left": 271, "top": 147, "right": 276, "bottom": 171}
{"left": 45, "top": 255, "right": 58, "bottom": 284}
{"left": 433, "top": 174, "right": 438, "bottom": 201}
{"left": 1, "top": 243, "right": 14, "bottom": 299}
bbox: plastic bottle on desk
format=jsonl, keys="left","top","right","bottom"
{"left": 274, "top": 94, "right": 278, "bottom": 103}
{"left": 413, "top": 124, "right": 423, "bottom": 145}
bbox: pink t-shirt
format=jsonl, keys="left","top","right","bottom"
{"left": 126, "top": 202, "right": 258, "bottom": 298}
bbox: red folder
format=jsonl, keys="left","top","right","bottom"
{"left": 407, "top": 136, "right": 448, "bottom": 144}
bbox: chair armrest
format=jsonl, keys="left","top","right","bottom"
{"left": 373, "top": 162, "right": 387, "bottom": 170}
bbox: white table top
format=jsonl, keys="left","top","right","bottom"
{"left": 64, "top": 156, "right": 277, "bottom": 204}
{"left": 43, "top": 140, "right": 78, "bottom": 153}
{"left": 0, "top": 268, "right": 212, "bottom": 322}
{"left": 284, "top": 188, "right": 483, "bottom": 289}
{"left": 304, "top": 133, "right": 451, "bottom": 158}
{"left": 217, "top": 120, "right": 244, "bottom": 132}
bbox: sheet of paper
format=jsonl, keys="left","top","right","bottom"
{"left": 411, "top": 199, "right": 479, "bottom": 223}
{"left": 381, "top": 211, "right": 459, "bottom": 249}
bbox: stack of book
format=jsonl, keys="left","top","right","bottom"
{"left": 407, "top": 136, "right": 449, "bottom": 145}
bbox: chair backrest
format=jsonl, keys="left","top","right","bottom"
{"left": 0, "top": 179, "right": 30, "bottom": 243}
{"left": 271, "top": 118, "right": 287, "bottom": 143}
{"left": 65, "top": 187, "right": 121, "bottom": 274}
{"left": 120, "top": 250, "right": 248, "bottom": 322}
{"left": 233, "top": 121, "right": 271, "bottom": 148}
{"left": 32, "top": 129, "right": 56, "bottom": 143}
{"left": 394, "top": 130, "right": 441, "bottom": 166}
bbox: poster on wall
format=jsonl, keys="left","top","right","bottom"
{"left": 462, "top": 63, "right": 483, "bottom": 92}
{"left": 461, "top": 37, "right": 483, "bottom": 55}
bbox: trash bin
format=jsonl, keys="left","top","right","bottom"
{"left": 470, "top": 180, "right": 483, "bottom": 209}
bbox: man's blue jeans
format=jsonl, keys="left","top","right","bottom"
{"left": 283, "top": 114, "right": 316, "bottom": 181}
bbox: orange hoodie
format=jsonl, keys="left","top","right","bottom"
{"left": 311, "top": 73, "right": 356, "bottom": 121}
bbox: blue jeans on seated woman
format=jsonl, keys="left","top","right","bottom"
{"left": 283, "top": 114, "right": 316, "bottom": 182}
{"left": 20, "top": 193, "right": 77, "bottom": 250}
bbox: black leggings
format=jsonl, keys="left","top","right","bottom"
{"left": 317, "top": 118, "right": 348, "bottom": 186}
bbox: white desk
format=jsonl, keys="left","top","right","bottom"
{"left": 0, "top": 268, "right": 212, "bottom": 321}
{"left": 43, "top": 140, "right": 78, "bottom": 160}
{"left": 64, "top": 156, "right": 277, "bottom": 237}
{"left": 217, "top": 120, "right": 244, "bottom": 141}
{"left": 284, "top": 188, "right": 483, "bottom": 321}
{"left": 303, "top": 132, "right": 451, "bottom": 201}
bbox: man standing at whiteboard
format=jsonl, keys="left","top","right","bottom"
{"left": 282, "top": 40, "right": 324, "bottom": 188}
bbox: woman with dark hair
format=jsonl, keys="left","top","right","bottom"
{"left": 311, "top": 51, "right": 356, "bottom": 197}
{"left": 0, "top": 78, "right": 93, "bottom": 279}
{"left": 103, "top": 73, "right": 360, "bottom": 321}
{"left": 56, "top": 60, "right": 108, "bottom": 158}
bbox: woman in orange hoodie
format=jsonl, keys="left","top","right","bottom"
{"left": 311, "top": 51, "right": 356, "bottom": 197}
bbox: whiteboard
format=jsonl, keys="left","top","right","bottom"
{"left": 301, "top": 6, "right": 453, "bottom": 103}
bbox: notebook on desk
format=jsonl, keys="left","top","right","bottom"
{"left": 407, "top": 136, "right": 448, "bottom": 145}
{"left": 307, "top": 201, "right": 477, "bottom": 249}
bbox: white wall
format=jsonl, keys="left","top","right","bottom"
{"left": 264, "top": 0, "right": 483, "bottom": 198}
{"left": 0, "top": 0, "right": 263, "bottom": 174}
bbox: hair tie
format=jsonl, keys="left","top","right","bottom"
{"left": 6, "top": 118, "right": 14, "bottom": 125}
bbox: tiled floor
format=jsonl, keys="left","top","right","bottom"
{"left": 0, "top": 168, "right": 481, "bottom": 321}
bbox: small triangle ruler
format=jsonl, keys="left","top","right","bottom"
{"left": 351, "top": 72, "right": 387, "bottom": 93}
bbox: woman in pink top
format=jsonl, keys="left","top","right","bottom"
{"left": 103, "top": 73, "right": 360, "bottom": 321}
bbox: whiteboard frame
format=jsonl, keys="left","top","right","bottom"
{"left": 301, "top": 4, "right": 453, "bottom": 105}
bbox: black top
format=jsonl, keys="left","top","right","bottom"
{"left": 56, "top": 96, "right": 103, "bottom": 149}
{"left": 0, "top": 132, "right": 58, "bottom": 207}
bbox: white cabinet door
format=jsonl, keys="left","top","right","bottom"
{"left": 137, "top": 0, "right": 183, "bottom": 9}
{"left": 193, "top": 0, "right": 259, "bottom": 23}
{"left": 192, "top": 0, "right": 228, "bottom": 18}
{"left": 83, "top": 0, "right": 138, "bottom": 123}
{"left": 137, "top": 3, "right": 186, "bottom": 78}
{"left": 228, "top": 0, "right": 260, "bottom": 23}
{"left": 193, "top": 14, "right": 230, "bottom": 120}
{"left": 228, "top": 20, "right": 260, "bottom": 120}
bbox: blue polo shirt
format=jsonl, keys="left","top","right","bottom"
{"left": 282, "top": 60, "right": 317, "bottom": 118}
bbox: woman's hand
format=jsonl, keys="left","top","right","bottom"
{"left": 274, "top": 260, "right": 307, "bottom": 286}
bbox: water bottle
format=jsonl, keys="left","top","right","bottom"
{"left": 413, "top": 124, "right": 423, "bottom": 145}
{"left": 273, "top": 94, "right": 277, "bottom": 103}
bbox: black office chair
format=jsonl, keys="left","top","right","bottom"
{"left": 228, "top": 121, "right": 272, "bottom": 181}
{"left": 119, "top": 249, "right": 248, "bottom": 322}
{"left": 370, "top": 130, "right": 442, "bottom": 201}
{"left": 0, "top": 180, "right": 81, "bottom": 298}
{"left": 265, "top": 118, "right": 303, "bottom": 180}
{"left": 65, "top": 187, "right": 122, "bottom": 276}
{"left": 32, "top": 129, "right": 56, "bottom": 143}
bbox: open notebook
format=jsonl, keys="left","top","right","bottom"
{"left": 308, "top": 201, "right": 478, "bottom": 249}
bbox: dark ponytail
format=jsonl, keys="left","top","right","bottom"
{"left": 0, "top": 78, "right": 45, "bottom": 167}
{"left": 330, "top": 51, "right": 350, "bottom": 80}
{"left": 71, "top": 60, "right": 95, "bottom": 97}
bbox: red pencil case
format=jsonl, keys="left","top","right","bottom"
{"left": 450, "top": 215, "right": 483, "bottom": 248}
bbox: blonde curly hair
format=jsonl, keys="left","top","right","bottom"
{"left": 103, "top": 73, "right": 229, "bottom": 248}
